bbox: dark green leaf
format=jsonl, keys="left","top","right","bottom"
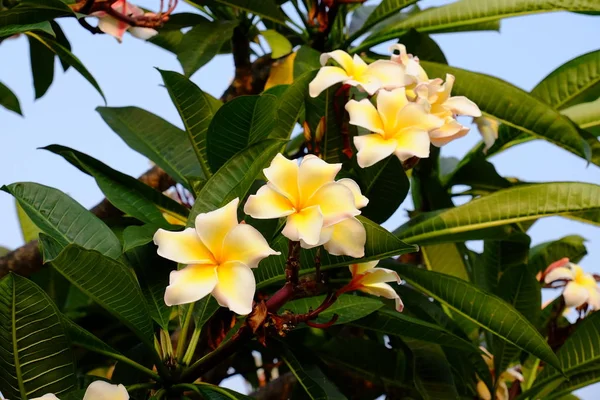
{"left": 354, "top": 0, "right": 418, "bottom": 39}
{"left": 272, "top": 70, "right": 317, "bottom": 139}
{"left": 0, "top": 81, "right": 22, "bottom": 115}
{"left": 207, "top": 94, "right": 278, "bottom": 171}
{"left": 1, "top": 182, "right": 121, "bottom": 259}
{"left": 210, "top": 0, "right": 286, "bottom": 23}
{"left": 389, "top": 261, "right": 561, "bottom": 370}
{"left": 177, "top": 20, "right": 238, "bottom": 77}
{"left": 28, "top": 33, "right": 55, "bottom": 99}
{"left": 0, "top": 20, "right": 54, "bottom": 37}
{"left": 284, "top": 294, "right": 383, "bottom": 326}
{"left": 399, "top": 29, "right": 447, "bottom": 64}
{"left": 97, "top": 106, "right": 204, "bottom": 187}
{"left": 293, "top": 46, "right": 320, "bottom": 79}
{"left": 0, "top": 274, "right": 76, "bottom": 400}
{"left": 122, "top": 224, "right": 164, "bottom": 253}
{"left": 529, "top": 235, "right": 587, "bottom": 274}
{"left": 50, "top": 21, "right": 70, "bottom": 71}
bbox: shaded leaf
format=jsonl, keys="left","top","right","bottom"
{"left": 271, "top": 70, "right": 318, "bottom": 139}
{"left": 210, "top": 0, "right": 286, "bottom": 23}
{"left": 529, "top": 235, "right": 587, "bottom": 274}
{"left": 28, "top": 33, "right": 55, "bottom": 99}
{"left": 284, "top": 294, "right": 383, "bottom": 326}
{"left": 0, "top": 81, "right": 22, "bottom": 115}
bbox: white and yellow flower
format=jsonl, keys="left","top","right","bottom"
{"left": 414, "top": 74, "right": 481, "bottom": 146}
{"left": 544, "top": 258, "right": 600, "bottom": 310}
{"left": 476, "top": 348, "right": 523, "bottom": 400}
{"left": 309, "top": 50, "right": 409, "bottom": 98}
{"left": 474, "top": 116, "right": 500, "bottom": 153}
{"left": 389, "top": 44, "right": 429, "bottom": 86}
{"left": 154, "top": 198, "right": 280, "bottom": 315}
{"left": 244, "top": 154, "right": 368, "bottom": 257}
{"left": 31, "top": 381, "right": 129, "bottom": 400}
{"left": 91, "top": 0, "right": 158, "bottom": 42}
{"left": 340, "top": 260, "right": 403, "bottom": 312}
{"left": 346, "top": 87, "right": 443, "bottom": 168}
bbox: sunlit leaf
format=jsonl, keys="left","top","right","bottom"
{"left": 261, "top": 29, "right": 292, "bottom": 58}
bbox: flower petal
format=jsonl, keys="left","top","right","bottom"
{"left": 282, "top": 205, "right": 323, "bottom": 245}
{"left": 244, "top": 184, "right": 296, "bottom": 219}
{"left": 323, "top": 217, "right": 366, "bottom": 258}
{"left": 212, "top": 261, "right": 256, "bottom": 315}
{"left": 195, "top": 198, "right": 239, "bottom": 260}
{"left": 97, "top": 16, "right": 129, "bottom": 42}
{"left": 364, "top": 60, "right": 408, "bottom": 90}
{"left": 353, "top": 133, "right": 397, "bottom": 168}
{"left": 301, "top": 225, "right": 334, "bottom": 249}
{"left": 361, "top": 268, "right": 401, "bottom": 285}
{"left": 309, "top": 66, "right": 349, "bottom": 98}
{"left": 83, "top": 381, "right": 130, "bottom": 400}
{"left": 336, "top": 178, "right": 369, "bottom": 208}
{"left": 164, "top": 264, "right": 218, "bottom": 306}
{"left": 394, "top": 128, "right": 431, "bottom": 161}
{"left": 154, "top": 228, "right": 215, "bottom": 264}
{"left": 544, "top": 266, "right": 574, "bottom": 284}
{"left": 562, "top": 281, "right": 589, "bottom": 308}
{"left": 263, "top": 153, "right": 299, "bottom": 202}
{"left": 320, "top": 50, "right": 355, "bottom": 70}
{"left": 345, "top": 99, "right": 384, "bottom": 134}
{"left": 476, "top": 380, "right": 492, "bottom": 400}
{"left": 31, "top": 395, "right": 60, "bottom": 400}
{"left": 298, "top": 155, "right": 341, "bottom": 205}
{"left": 128, "top": 27, "right": 158, "bottom": 40}
{"left": 444, "top": 96, "right": 481, "bottom": 117}
{"left": 222, "top": 224, "right": 280, "bottom": 268}
{"left": 396, "top": 102, "right": 443, "bottom": 132}
{"left": 350, "top": 260, "right": 379, "bottom": 276}
{"left": 588, "top": 288, "right": 600, "bottom": 310}
{"left": 359, "top": 282, "right": 404, "bottom": 312}
{"left": 306, "top": 182, "right": 359, "bottom": 226}
{"left": 376, "top": 88, "right": 409, "bottom": 131}
{"left": 429, "top": 119, "right": 470, "bottom": 147}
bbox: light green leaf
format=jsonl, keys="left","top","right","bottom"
{"left": 388, "top": 261, "right": 561, "bottom": 370}
{"left": 545, "top": 369, "right": 600, "bottom": 400}
{"left": 420, "top": 61, "right": 591, "bottom": 160}
{"left": 356, "top": 0, "right": 418, "bottom": 38}
{"left": 271, "top": 70, "right": 317, "bottom": 139}
{"left": 26, "top": 32, "right": 105, "bottom": 103}
{"left": 188, "top": 139, "right": 285, "bottom": 222}
{"left": 0, "top": 274, "right": 76, "bottom": 400}
{"left": 44, "top": 144, "right": 188, "bottom": 226}
{"left": 209, "top": 0, "right": 286, "bottom": 23}
{"left": 284, "top": 294, "right": 383, "bottom": 326}
{"left": 97, "top": 106, "right": 204, "bottom": 187}
{"left": 40, "top": 239, "right": 155, "bottom": 346}
{"left": 394, "top": 182, "right": 600, "bottom": 245}
{"left": 207, "top": 94, "right": 278, "bottom": 172}
{"left": 2, "top": 182, "right": 121, "bottom": 259}
{"left": 529, "top": 235, "right": 587, "bottom": 274}
{"left": 158, "top": 69, "right": 220, "bottom": 178}
{"left": 563, "top": 98, "right": 600, "bottom": 136}
{"left": 261, "top": 29, "right": 292, "bottom": 58}
{"left": 0, "top": 81, "right": 22, "bottom": 115}
{"left": 177, "top": 20, "right": 238, "bottom": 77}
{"left": 255, "top": 217, "right": 418, "bottom": 288}
{"left": 15, "top": 201, "right": 41, "bottom": 243}
{"left": 351, "top": 309, "right": 480, "bottom": 353}
{"left": 422, "top": 243, "right": 469, "bottom": 281}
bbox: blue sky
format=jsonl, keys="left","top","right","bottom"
{"left": 0, "top": 0, "right": 599, "bottom": 396}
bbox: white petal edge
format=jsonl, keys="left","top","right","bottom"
{"left": 128, "top": 26, "right": 158, "bottom": 40}
{"left": 323, "top": 217, "right": 366, "bottom": 258}
{"left": 221, "top": 223, "right": 280, "bottom": 268}
{"left": 336, "top": 178, "right": 369, "bottom": 208}
{"left": 212, "top": 261, "right": 256, "bottom": 315}
{"left": 562, "top": 281, "right": 589, "bottom": 308}
{"left": 353, "top": 134, "right": 397, "bottom": 168}
{"left": 444, "top": 95, "right": 481, "bottom": 117}
{"left": 154, "top": 228, "right": 215, "bottom": 265}
{"left": 345, "top": 99, "right": 384, "bottom": 134}
{"left": 83, "top": 381, "right": 129, "bottom": 400}
{"left": 544, "top": 266, "right": 574, "bottom": 284}
{"left": 360, "top": 282, "right": 404, "bottom": 312}
{"left": 244, "top": 184, "right": 296, "bottom": 219}
{"left": 164, "top": 264, "right": 218, "bottom": 306}
{"left": 309, "top": 66, "right": 349, "bottom": 98}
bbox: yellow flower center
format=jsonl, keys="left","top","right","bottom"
{"left": 574, "top": 265, "right": 597, "bottom": 289}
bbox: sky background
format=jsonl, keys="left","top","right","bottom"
{"left": 1, "top": 0, "right": 599, "bottom": 397}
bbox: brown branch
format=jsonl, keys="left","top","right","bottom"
{"left": 250, "top": 372, "right": 297, "bottom": 400}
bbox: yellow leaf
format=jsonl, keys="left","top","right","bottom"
{"left": 265, "top": 52, "right": 296, "bottom": 90}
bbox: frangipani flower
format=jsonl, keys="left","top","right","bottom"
{"left": 309, "top": 50, "right": 408, "bottom": 97}
{"left": 31, "top": 381, "right": 129, "bottom": 400}
{"left": 346, "top": 87, "right": 443, "bottom": 168}
{"left": 244, "top": 154, "right": 367, "bottom": 257}
{"left": 389, "top": 44, "right": 428, "bottom": 86}
{"left": 476, "top": 348, "right": 523, "bottom": 400}
{"left": 91, "top": 0, "right": 158, "bottom": 42}
{"left": 154, "top": 198, "right": 280, "bottom": 315}
{"left": 544, "top": 258, "right": 600, "bottom": 310}
{"left": 415, "top": 74, "right": 481, "bottom": 146}
{"left": 340, "top": 260, "right": 403, "bottom": 312}
{"left": 475, "top": 116, "right": 500, "bottom": 153}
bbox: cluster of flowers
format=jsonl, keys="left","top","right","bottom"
{"left": 309, "top": 45, "right": 482, "bottom": 168}
{"left": 543, "top": 257, "right": 600, "bottom": 310}
{"left": 154, "top": 155, "right": 402, "bottom": 315}
{"left": 27, "top": 381, "right": 128, "bottom": 400}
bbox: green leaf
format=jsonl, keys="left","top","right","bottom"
{"left": 97, "top": 106, "right": 204, "bottom": 187}
{"left": 207, "top": 94, "right": 278, "bottom": 171}
{"left": 44, "top": 145, "right": 188, "bottom": 225}
{"left": 0, "top": 274, "right": 76, "bottom": 400}
{"left": 0, "top": 81, "right": 22, "bottom": 115}
{"left": 378, "top": 0, "right": 600, "bottom": 37}
{"left": 398, "top": 29, "right": 448, "bottom": 64}
{"left": 271, "top": 70, "right": 318, "bottom": 139}
{"left": 0, "top": 3, "right": 67, "bottom": 37}
{"left": 0, "top": 20, "right": 54, "bottom": 37}
{"left": 188, "top": 139, "right": 285, "bottom": 222}
{"left": 177, "top": 20, "right": 238, "bottom": 77}
{"left": 389, "top": 261, "right": 561, "bottom": 370}
{"left": 192, "top": 295, "right": 220, "bottom": 331}
{"left": 62, "top": 316, "right": 122, "bottom": 356}
{"left": 40, "top": 239, "right": 155, "bottom": 346}
{"left": 261, "top": 29, "right": 292, "bottom": 58}
{"left": 125, "top": 245, "right": 173, "bottom": 331}
{"left": 2, "top": 182, "right": 121, "bottom": 259}
{"left": 351, "top": 309, "right": 481, "bottom": 353}
{"left": 255, "top": 216, "right": 418, "bottom": 288}
{"left": 529, "top": 235, "right": 587, "bottom": 274}
{"left": 122, "top": 224, "right": 164, "bottom": 253}
{"left": 15, "top": 200, "right": 41, "bottom": 243}
{"left": 158, "top": 69, "right": 221, "bottom": 178}
{"left": 50, "top": 21, "right": 70, "bottom": 71}
{"left": 192, "top": 383, "right": 253, "bottom": 400}
{"left": 563, "top": 98, "right": 600, "bottom": 136}
{"left": 356, "top": 0, "right": 418, "bottom": 39}
{"left": 394, "top": 182, "right": 600, "bottom": 245}
{"left": 420, "top": 61, "right": 591, "bottom": 160}
{"left": 284, "top": 294, "right": 383, "bottom": 326}
{"left": 293, "top": 46, "right": 321, "bottom": 79}
{"left": 305, "top": 86, "right": 346, "bottom": 163}
{"left": 422, "top": 243, "right": 469, "bottom": 281}
{"left": 210, "top": 0, "right": 286, "bottom": 23}
{"left": 545, "top": 369, "right": 600, "bottom": 400}
{"left": 28, "top": 33, "right": 55, "bottom": 99}
{"left": 26, "top": 32, "right": 105, "bottom": 102}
